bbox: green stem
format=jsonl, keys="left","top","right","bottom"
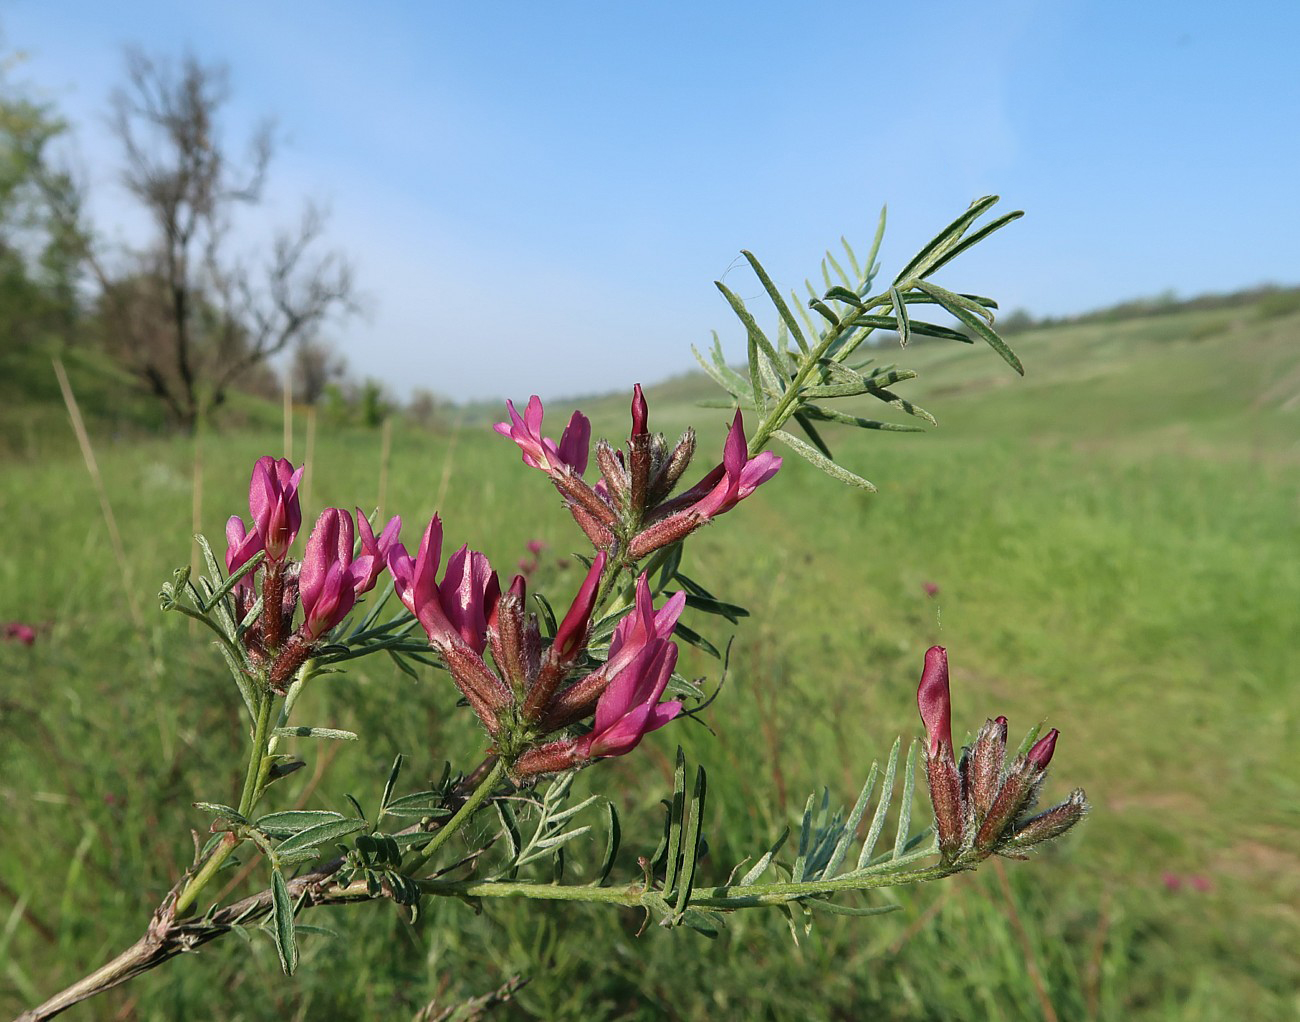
{"left": 409, "top": 861, "right": 962, "bottom": 909}
{"left": 251, "top": 660, "right": 314, "bottom": 802}
{"left": 746, "top": 296, "right": 892, "bottom": 457}
{"left": 239, "top": 691, "right": 275, "bottom": 816}
{"left": 175, "top": 687, "right": 276, "bottom": 917}
{"left": 404, "top": 759, "right": 506, "bottom": 876}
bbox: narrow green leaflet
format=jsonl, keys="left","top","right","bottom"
{"left": 921, "top": 208, "right": 1025, "bottom": 279}
{"left": 825, "top": 762, "right": 880, "bottom": 878}
{"left": 772, "top": 429, "right": 877, "bottom": 492}
{"left": 271, "top": 727, "right": 359, "bottom": 742}
{"left": 256, "top": 810, "right": 347, "bottom": 837}
{"left": 801, "top": 404, "right": 926, "bottom": 433}
{"left": 275, "top": 817, "right": 368, "bottom": 855}
{"left": 738, "top": 828, "right": 789, "bottom": 886}
{"left": 859, "top": 738, "right": 901, "bottom": 869}
{"left": 673, "top": 765, "right": 708, "bottom": 915}
{"left": 893, "top": 740, "right": 919, "bottom": 860}
{"left": 193, "top": 803, "right": 250, "bottom": 827}
{"left": 893, "top": 195, "right": 1001, "bottom": 285}
{"left": 270, "top": 866, "right": 298, "bottom": 974}
{"left": 912, "top": 279, "right": 1024, "bottom": 375}
{"left": 597, "top": 801, "right": 620, "bottom": 886}
{"left": 380, "top": 754, "right": 403, "bottom": 812}
{"left": 383, "top": 791, "right": 452, "bottom": 818}
{"left": 889, "top": 286, "right": 911, "bottom": 346}
{"left": 742, "top": 251, "right": 810, "bottom": 354}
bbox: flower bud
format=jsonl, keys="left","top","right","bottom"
{"left": 967, "top": 715, "right": 1008, "bottom": 821}
{"left": 1000, "top": 789, "right": 1089, "bottom": 852}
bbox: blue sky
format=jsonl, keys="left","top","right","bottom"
{"left": 3, "top": 1, "right": 1297, "bottom": 401}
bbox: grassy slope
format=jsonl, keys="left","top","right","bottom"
{"left": 0, "top": 301, "right": 1296, "bottom": 1020}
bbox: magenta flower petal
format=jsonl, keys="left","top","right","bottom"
{"left": 552, "top": 552, "right": 607, "bottom": 661}
{"left": 1027, "top": 728, "right": 1060, "bottom": 769}
{"left": 917, "top": 645, "right": 954, "bottom": 758}
{"left": 557, "top": 411, "right": 592, "bottom": 475}
{"left": 355, "top": 510, "right": 400, "bottom": 593}
{"left": 495, "top": 396, "right": 591, "bottom": 475}
{"left": 225, "top": 515, "right": 264, "bottom": 578}
{"left": 247, "top": 456, "right": 304, "bottom": 562}
{"left": 438, "top": 545, "right": 499, "bottom": 654}
{"left": 580, "top": 638, "right": 682, "bottom": 759}
{"left": 303, "top": 561, "right": 357, "bottom": 640}
{"left": 300, "top": 509, "right": 353, "bottom": 612}
{"left": 631, "top": 383, "right": 649, "bottom": 437}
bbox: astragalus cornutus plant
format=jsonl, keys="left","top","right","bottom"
{"left": 16, "top": 197, "right": 1085, "bottom": 1021}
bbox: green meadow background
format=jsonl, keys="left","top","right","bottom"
{"left": 1, "top": 297, "right": 1297, "bottom": 1020}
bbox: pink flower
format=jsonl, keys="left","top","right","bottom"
{"left": 923, "top": 581, "right": 940, "bottom": 598}
{"left": 574, "top": 635, "right": 682, "bottom": 760}
{"left": 915, "top": 647, "right": 1088, "bottom": 863}
{"left": 439, "top": 544, "right": 502, "bottom": 653}
{"left": 388, "top": 517, "right": 499, "bottom": 655}
{"left": 538, "top": 573, "right": 687, "bottom": 731}
{"left": 299, "top": 508, "right": 390, "bottom": 641}
{"left": 510, "top": 576, "right": 686, "bottom": 778}
{"left": 494, "top": 396, "right": 591, "bottom": 475}
{"left": 917, "top": 645, "right": 963, "bottom": 860}
{"left": 627, "top": 411, "right": 780, "bottom": 559}
{"left": 691, "top": 411, "right": 783, "bottom": 519}
{"left": 245, "top": 456, "right": 304, "bottom": 563}
{"left": 3, "top": 622, "right": 36, "bottom": 646}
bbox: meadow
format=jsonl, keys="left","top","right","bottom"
{"left": 1, "top": 297, "right": 1297, "bottom": 1020}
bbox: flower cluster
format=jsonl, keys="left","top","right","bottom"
{"left": 495, "top": 386, "right": 781, "bottom": 560}
{"left": 224, "top": 456, "right": 400, "bottom": 691}
{"left": 388, "top": 514, "right": 685, "bottom": 780}
{"left": 917, "top": 646, "right": 1087, "bottom": 863}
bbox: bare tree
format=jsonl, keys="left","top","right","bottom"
{"left": 291, "top": 336, "right": 347, "bottom": 405}
{"left": 88, "top": 49, "right": 356, "bottom": 431}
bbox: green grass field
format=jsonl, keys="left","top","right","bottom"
{"left": 1, "top": 299, "right": 1297, "bottom": 1020}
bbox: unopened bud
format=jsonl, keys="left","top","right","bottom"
{"left": 595, "top": 440, "right": 629, "bottom": 509}
{"left": 974, "top": 753, "right": 1047, "bottom": 854}
{"left": 968, "top": 716, "right": 1008, "bottom": 821}
{"left": 645, "top": 429, "right": 697, "bottom": 509}
{"left": 1027, "top": 728, "right": 1059, "bottom": 769}
{"left": 631, "top": 383, "right": 649, "bottom": 437}
{"left": 1001, "top": 789, "right": 1089, "bottom": 852}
